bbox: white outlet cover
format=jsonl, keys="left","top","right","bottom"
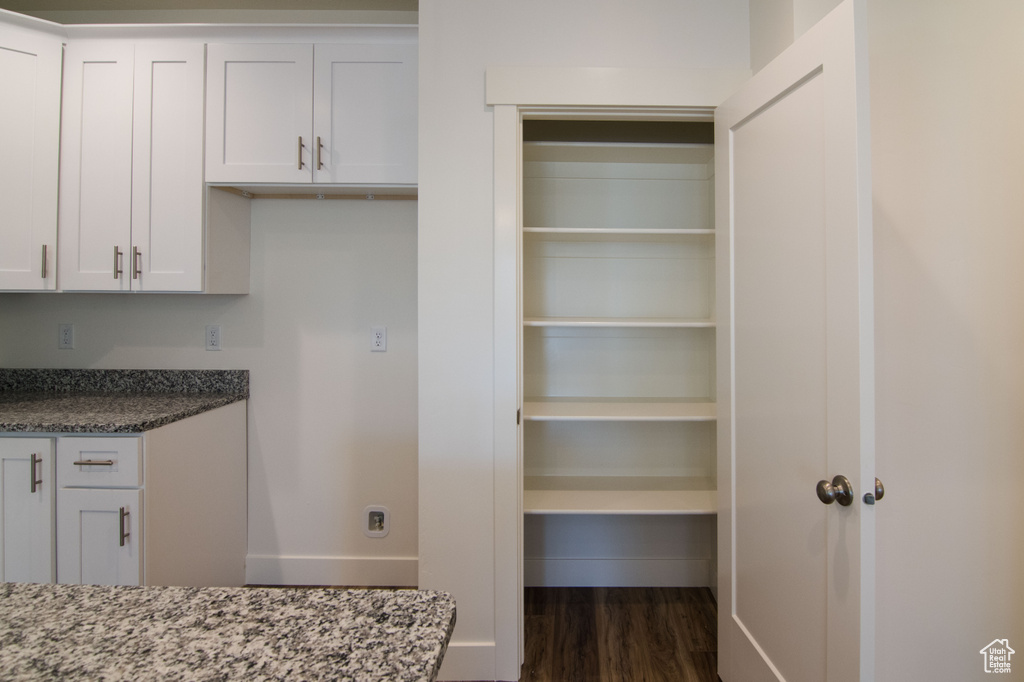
{"left": 363, "top": 505, "right": 390, "bottom": 538}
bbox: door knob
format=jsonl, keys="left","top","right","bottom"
{"left": 816, "top": 475, "right": 854, "bottom": 506}
{"left": 864, "top": 477, "right": 885, "bottom": 505}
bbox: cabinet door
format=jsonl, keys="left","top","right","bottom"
{"left": 0, "top": 439, "right": 55, "bottom": 583}
{"left": 0, "top": 24, "right": 60, "bottom": 291}
{"left": 59, "top": 42, "right": 135, "bottom": 292}
{"left": 131, "top": 43, "right": 206, "bottom": 292}
{"left": 313, "top": 43, "right": 417, "bottom": 185}
{"left": 57, "top": 487, "right": 142, "bottom": 586}
{"left": 205, "top": 43, "right": 314, "bottom": 184}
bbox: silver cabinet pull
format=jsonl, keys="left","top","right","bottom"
{"left": 132, "top": 246, "right": 141, "bottom": 280}
{"left": 30, "top": 453, "right": 42, "bottom": 493}
{"left": 119, "top": 507, "right": 130, "bottom": 547}
{"left": 298, "top": 136, "right": 305, "bottom": 170}
{"left": 113, "top": 246, "right": 124, "bottom": 279}
{"left": 73, "top": 459, "right": 114, "bottom": 466}
{"left": 316, "top": 136, "right": 324, "bottom": 170}
{"left": 41, "top": 245, "right": 47, "bottom": 279}
{"left": 816, "top": 475, "right": 854, "bottom": 506}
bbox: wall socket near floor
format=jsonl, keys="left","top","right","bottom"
{"left": 363, "top": 505, "right": 390, "bottom": 538}
{"left": 58, "top": 323, "right": 74, "bottom": 349}
{"left": 371, "top": 326, "right": 387, "bottom": 352}
{"left": 205, "top": 325, "right": 222, "bottom": 351}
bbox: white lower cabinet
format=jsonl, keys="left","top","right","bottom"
{"left": 57, "top": 487, "right": 142, "bottom": 586}
{"left": 56, "top": 437, "right": 143, "bottom": 586}
{"left": 0, "top": 438, "right": 56, "bottom": 583}
{"left": 1, "top": 400, "right": 247, "bottom": 587}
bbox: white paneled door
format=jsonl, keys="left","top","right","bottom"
{"left": 715, "top": 1, "right": 876, "bottom": 680}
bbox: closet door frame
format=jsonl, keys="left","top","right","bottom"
{"left": 489, "top": 67, "right": 749, "bottom": 682}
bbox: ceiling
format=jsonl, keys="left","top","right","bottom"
{"left": 2, "top": 0, "right": 416, "bottom": 9}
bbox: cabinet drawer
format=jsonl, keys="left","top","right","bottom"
{"left": 57, "top": 438, "right": 142, "bottom": 488}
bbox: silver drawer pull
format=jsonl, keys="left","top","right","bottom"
{"left": 119, "top": 507, "right": 130, "bottom": 547}
{"left": 30, "top": 453, "right": 42, "bottom": 493}
{"left": 73, "top": 459, "right": 114, "bottom": 466}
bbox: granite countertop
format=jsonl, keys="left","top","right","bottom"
{"left": 0, "top": 369, "right": 248, "bottom": 434}
{"left": 0, "top": 583, "right": 455, "bottom": 682}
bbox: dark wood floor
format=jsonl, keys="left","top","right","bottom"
{"left": 520, "top": 587, "right": 718, "bottom": 682}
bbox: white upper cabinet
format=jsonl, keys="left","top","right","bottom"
{"left": 313, "top": 43, "right": 417, "bottom": 185}
{"left": 206, "top": 39, "right": 417, "bottom": 186}
{"left": 205, "top": 43, "right": 312, "bottom": 185}
{"left": 58, "top": 42, "right": 135, "bottom": 292}
{"left": 0, "top": 20, "right": 61, "bottom": 291}
{"left": 59, "top": 41, "right": 209, "bottom": 292}
{"left": 130, "top": 43, "right": 207, "bottom": 292}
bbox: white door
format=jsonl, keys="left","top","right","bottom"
{"left": 205, "top": 43, "right": 314, "bottom": 184}
{"left": 0, "top": 439, "right": 55, "bottom": 583}
{"left": 57, "top": 487, "right": 142, "bottom": 586}
{"left": 59, "top": 42, "right": 135, "bottom": 292}
{"left": 715, "top": 1, "right": 875, "bottom": 680}
{"left": 0, "top": 23, "right": 60, "bottom": 291}
{"left": 131, "top": 43, "right": 206, "bottom": 292}
{"left": 313, "top": 43, "right": 417, "bottom": 185}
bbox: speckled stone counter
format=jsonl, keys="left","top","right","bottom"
{"left": 0, "top": 583, "right": 455, "bottom": 682}
{"left": 0, "top": 369, "right": 248, "bottom": 433}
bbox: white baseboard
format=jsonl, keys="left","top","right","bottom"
{"left": 524, "top": 558, "right": 710, "bottom": 587}
{"left": 245, "top": 554, "right": 417, "bottom": 587}
{"left": 435, "top": 641, "right": 501, "bottom": 682}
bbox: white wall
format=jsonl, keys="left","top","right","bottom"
{"left": 418, "top": 2, "right": 749, "bottom": 679}
{"left": 868, "top": 1, "right": 1024, "bottom": 678}
{"left": 0, "top": 198, "right": 420, "bottom": 586}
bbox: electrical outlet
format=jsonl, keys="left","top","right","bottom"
{"left": 205, "top": 325, "right": 222, "bottom": 351}
{"left": 363, "top": 505, "right": 390, "bottom": 538}
{"left": 371, "top": 326, "right": 387, "bottom": 352}
{"left": 58, "top": 323, "right": 74, "bottom": 350}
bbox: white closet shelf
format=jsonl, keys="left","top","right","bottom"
{"left": 524, "top": 227, "right": 714, "bottom": 241}
{"left": 523, "top": 399, "right": 716, "bottom": 421}
{"left": 524, "top": 476, "right": 717, "bottom": 515}
{"left": 524, "top": 316, "right": 715, "bottom": 328}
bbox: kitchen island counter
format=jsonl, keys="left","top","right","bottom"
{"left": 0, "top": 582, "right": 455, "bottom": 682}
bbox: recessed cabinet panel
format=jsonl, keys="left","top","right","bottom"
{"left": 206, "top": 43, "right": 313, "bottom": 183}
{"left": 0, "top": 439, "right": 55, "bottom": 583}
{"left": 132, "top": 44, "right": 205, "bottom": 292}
{"left": 57, "top": 487, "right": 142, "bottom": 586}
{"left": 59, "top": 43, "right": 135, "bottom": 291}
{"left": 0, "top": 25, "right": 60, "bottom": 291}
{"left": 314, "top": 43, "right": 417, "bottom": 184}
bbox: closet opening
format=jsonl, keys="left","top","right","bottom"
{"left": 519, "top": 116, "right": 719, "bottom": 680}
